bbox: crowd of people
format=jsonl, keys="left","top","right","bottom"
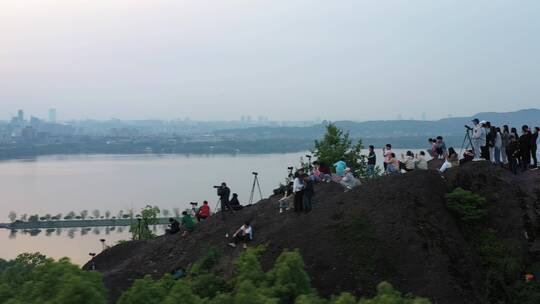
{"left": 471, "top": 119, "right": 539, "bottom": 174}
{"left": 163, "top": 119, "right": 538, "bottom": 250}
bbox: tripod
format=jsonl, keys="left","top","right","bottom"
{"left": 459, "top": 128, "right": 475, "bottom": 158}
{"left": 248, "top": 173, "right": 263, "bottom": 205}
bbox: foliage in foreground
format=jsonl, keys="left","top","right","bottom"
{"left": 117, "top": 247, "right": 430, "bottom": 304}
{"left": 0, "top": 253, "right": 106, "bottom": 304}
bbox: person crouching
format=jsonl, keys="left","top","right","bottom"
{"left": 228, "top": 221, "right": 253, "bottom": 249}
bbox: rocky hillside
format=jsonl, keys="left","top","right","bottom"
{"left": 85, "top": 162, "right": 540, "bottom": 303}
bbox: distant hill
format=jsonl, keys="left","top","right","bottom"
{"left": 214, "top": 108, "right": 540, "bottom": 141}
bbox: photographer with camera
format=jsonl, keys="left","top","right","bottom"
{"left": 216, "top": 182, "right": 232, "bottom": 220}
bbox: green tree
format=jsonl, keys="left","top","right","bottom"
{"left": 359, "top": 282, "right": 430, "bottom": 304}
{"left": 445, "top": 188, "right": 487, "bottom": 222}
{"left": 268, "top": 250, "right": 312, "bottom": 303}
{"left": 105, "top": 210, "right": 111, "bottom": 219}
{"left": 313, "top": 123, "right": 369, "bottom": 178}
{"left": 92, "top": 209, "right": 101, "bottom": 219}
{"left": 163, "top": 280, "right": 202, "bottom": 304}
{"left": 27, "top": 215, "right": 39, "bottom": 222}
{"left": 0, "top": 254, "right": 106, "bottom": 304}
{"left": 116, "top": 275, "right": 168, "bottom": 304}
{"left": 129, "top": 205, "right": 160, "bottom": 240}
{"left": 233, "top": 247, "right": 267, "bottom": 288}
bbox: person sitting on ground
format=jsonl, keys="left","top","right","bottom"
{"left": 439, "top": 147, "right": 459, "bottom": 173}
{"left": 228, "top": 221, "right": 253, "bottom": 249}
{"left": 333, "top": 157, "right": 347, "bottom": 177}
{"left": 166, "top": 217, "right": 180, "bottom": 235}
{"left": 386, "top": 153, "right": 399, "bottom": 173}
{"left": 383, "top": 144, "right": 393, "bottom": 171}
{"left": 460, "top": 149, "right": 474, "bottom": 165}
{"left": 400, "top": 151, "right": 416, "bottom": 172}
{"left": 340, "top": 168, "right": 359, "bottom": 191}
{"left": 196, "top": 201, "right": 211, "bottom": 222}
{"left": 415, "top": 151, "right": 428, "bottom": 170}
{"left": 181, "top": 211, "right": 195, "bottom": 236}
{"left": 229, "top": 193, "right": 243, "bottom": 210}
{"left": 317, "top": 161, "right": 332, "bottom": 182}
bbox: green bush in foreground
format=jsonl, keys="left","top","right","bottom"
{"left": 0, "top": 253, "right": 106, "bottom": 304}
{"left": 0, "top": 249, "right": 430, "bottom": 304}
{"left": 118, "top": 247, "right": 430, "bottom": 304}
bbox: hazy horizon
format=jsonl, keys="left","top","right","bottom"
{"left": 1, "top": 0, "right": 539, "bottom": 121}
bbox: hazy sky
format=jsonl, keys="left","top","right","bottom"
{"left": 1, "top": 0, "right": 539, "bottom": 121}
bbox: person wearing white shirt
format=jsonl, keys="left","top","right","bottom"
{"left": 293, "top": 171, "right": 305, "bottom": 213}
{"left": 415, "top": 151, "right": 429, "bottom": 170}
{"left": 228, "top": 221, "right": 253, "bottom": 249}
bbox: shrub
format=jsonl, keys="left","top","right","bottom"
{"left": 445, "top": 187, "right": 487, "bottom": 222}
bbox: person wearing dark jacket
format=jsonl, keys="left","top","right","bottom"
{"left": 519, "top": 125, "right": 532, "bottom": 171}
{"left": 531, "top": 127, "right": 539, "bottom": 168}
{"left": 486, "top": 122, "right": 496, "bottom": 162}
{"left": 367, "top": 145, "right": 376, "bottom": 178}
{"left": 229, "top": 193, "right": 243, "bottom": 210}
{"left": 302, "top": 174, "right": 314, "bottom": 213}
{"left": 166, "top": 218, "right": 180, "bottom": 235}
{"left": 217, "top": 182, "right": 232, "bottom": 220}
{"left": 506, "top": 135, "right": 520, "bottom": 175}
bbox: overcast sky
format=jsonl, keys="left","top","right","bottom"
{"left": 1, "top": 0, "right": 539, "bottom": 121}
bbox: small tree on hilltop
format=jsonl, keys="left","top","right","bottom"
{"left": 130, "top": 205, "right": 160, "bottom": 240}
{"left": 313, "top": 123, "right": 368, "bottom": 178}
{"left": 80, "top": 210, "right": 89, "bottom": 220}
{"left": 92, "top": 210, "right": 100, "bottom": 219}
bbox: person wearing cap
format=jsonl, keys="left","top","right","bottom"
{"left": 471, "top": 118, "right": 485, "bottom": 161}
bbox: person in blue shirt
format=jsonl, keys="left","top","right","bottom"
{"left": 333, "top": 158, "right": 347, "bottom": 177}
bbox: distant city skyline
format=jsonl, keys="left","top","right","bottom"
{"left": 1, "top": 1, "right": 539, "bottom": 121}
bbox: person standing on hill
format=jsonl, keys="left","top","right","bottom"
{"left": 217, "top": 182, "right": 232, "bottom": 220}
{"left": 501, "top": 125, "right": 510, "bottom": 165}
{"left": 511, "top": 127, "right": 521, "bottom": 167}
{"left": 506, "top": 135, "right": 520, "bottom": 175}
{"left": 485, "top": 122, "right": 496, "bottom": 162}
{"left": 302, "top": 174, "right": 314, "bottom": 213}
{"left": 531, "top": 127, "right": 539, "bottom": 169}
{"left": 519, "top": 125, "right": 532, "bottom": 171}
{"left": 367, "top": 145, "right": 376, "bottom": 178}
{"left": 293, "top": 171, "right": 305, "bottom": 213}
{"left": 383, "top": 144, "right": 393, "bottom": 171}
{"left": 494, "top": 127, "right": 503, "bottom": 165}
{"left": 333, "top": 158, "right": 347, "bottom": 177}
{"left": 472, "top": 119, "right": 485, "bottom": 161}
{"left": 436, "top": 136, "right": 447, "bottom": 159}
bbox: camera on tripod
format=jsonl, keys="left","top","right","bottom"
{"left": 213, "top": 185, "right": 221, "bottom": 189}
{"left": 252, "top": 172, "right": 258, "bottom": 175}
{"left": 190, "top": 202, "right": 198, "bottom": 206}
{"left": 464, "top": 125, "right": 473, "bottom": 131}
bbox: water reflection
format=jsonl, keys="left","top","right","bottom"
{"left": 4, "top": 225, "right": 167, "bottom": 239}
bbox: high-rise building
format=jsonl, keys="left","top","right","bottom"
{"left": 17, "top": 109, "right": 24, "bottom": 122}
{"left": 49, "top": 108, "right": 57, "bottom": 123}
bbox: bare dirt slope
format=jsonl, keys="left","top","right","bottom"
{"left": 85, "top": 162, "right": 540, "bottom": 303}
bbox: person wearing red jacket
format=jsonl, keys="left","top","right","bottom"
{"left": 197, "top": 201, "right": 211, "bottom": 222}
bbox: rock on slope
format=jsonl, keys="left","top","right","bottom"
{"left": 85, "top": 162, "right": 539, "bottom": 303}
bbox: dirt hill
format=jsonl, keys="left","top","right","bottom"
{"left": 84, "top": 162, "right": 540, "bottom": 303}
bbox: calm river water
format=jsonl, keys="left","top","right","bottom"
{"left": 0, "top": 150, "right": 418, "bottom": 264}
